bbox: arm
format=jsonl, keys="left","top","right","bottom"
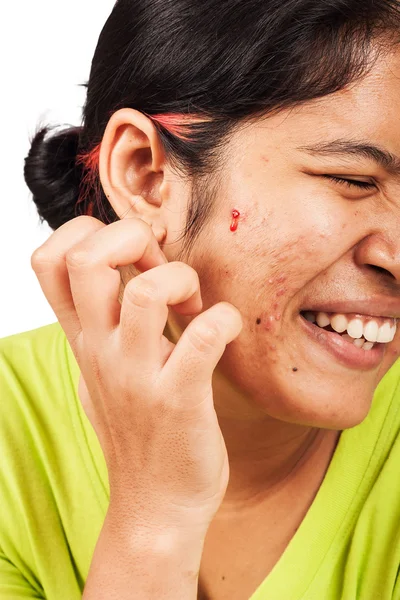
{"left": 31, "top": 217, "right": 242, "bottom": 599}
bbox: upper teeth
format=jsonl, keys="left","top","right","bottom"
{"left": 304, "top": 311, "right": 397, "bottom": 343}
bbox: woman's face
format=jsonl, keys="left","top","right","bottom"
{"left": 161, "top": 48, "right": 400, "bottom": 430}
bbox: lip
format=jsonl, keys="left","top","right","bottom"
{"left": 300, "top": 296, "right": 400, "bottom": 319}
{"left": 299, "top": 313, "right": 387, "bottom": 370}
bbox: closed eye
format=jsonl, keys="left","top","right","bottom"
{"left": 324, "top": 175, "right": 376, "bottom": 190}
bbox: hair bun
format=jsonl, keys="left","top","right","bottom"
{"left": 24, "top": 125, "right": 84, "bottom": 230}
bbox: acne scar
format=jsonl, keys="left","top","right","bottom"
{"left": 230, "top": 209, "right": 241, "bottom": 232}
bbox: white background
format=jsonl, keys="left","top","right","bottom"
{"left": 0, "top": 1, "right": 115, "bottom": 338}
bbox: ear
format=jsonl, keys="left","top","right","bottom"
{"left": 98, "top": 108, "right": 168, "bottom": 243}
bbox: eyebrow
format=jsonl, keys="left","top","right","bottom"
{"left": 297, "top": 139, "right": 400, "bottom": 175}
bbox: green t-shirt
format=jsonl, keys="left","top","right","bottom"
{"left": 1, "top": 321, "right": 400, "bottom": 599}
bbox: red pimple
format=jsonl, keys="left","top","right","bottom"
{"left": 264, "top": 315, "right": 276, "bottom": 331}
{"left": 276, "top": 274, "right": 286, "bottom": 283}
{"left": 276, "top": 288, "right": 286, "bottom": 297}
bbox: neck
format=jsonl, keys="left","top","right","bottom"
{"left": 211, "top": 368, "right": 341, "bottom": 511}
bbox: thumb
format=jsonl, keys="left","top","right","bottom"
{"left": 160, "top": 302, "right": 243, "bottom": 407}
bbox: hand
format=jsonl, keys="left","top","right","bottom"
{"left": 31, "top": 216, "right": 243, "bottom": 532}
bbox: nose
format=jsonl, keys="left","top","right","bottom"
{"left": 354, "top": 233, "right": 400, "bottom": 283}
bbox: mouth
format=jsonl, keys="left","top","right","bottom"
{"left": 299, "top": 310, "right": 397, "bottom": 370}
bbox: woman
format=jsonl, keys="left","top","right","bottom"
{"left": 2, "top": 0, "right": 400, "bottom": 598}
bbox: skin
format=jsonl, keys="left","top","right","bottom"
{"left": 98, "top": 47, "right": 400, "bottom": 514}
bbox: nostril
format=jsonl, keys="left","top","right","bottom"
{"left": 367, "top": 264, "right": 395, "bottom": 279}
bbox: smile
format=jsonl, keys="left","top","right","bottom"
{"left": 298, "top": 310, "right": 397, "bottom": 370}
{"left": 301, "top": 311, "right": 397, "bottom": 350}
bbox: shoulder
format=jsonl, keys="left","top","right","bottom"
{"left": 0, "top": 321, "right": 78, "bottom": 413}
{"left": 0, "top": 320, "right": 70, "bottom": 374}
{"left": 0, "top": 322, "right": 81, "bottom": 464}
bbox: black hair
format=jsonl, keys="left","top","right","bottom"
{"left": 24, "top": 0, "right": 400, "bottom": 259}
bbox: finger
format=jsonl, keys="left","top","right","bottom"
{"left": 159, "top": 302, "right": 243, "bottom": 407}
{"left": 117, "top": 261, "right": 203, "bottom": 368}
{"left": 65, "top": 218, "right": 168, "bottom": 339}
{"left": 30, "top": 216, "right": 106, "bottom": 348}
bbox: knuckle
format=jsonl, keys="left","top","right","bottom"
{"left": 186, "top": 320, "right": 220, "bottom": 352}
{"left": 124, "top": 277, "right": 160, "bottom": 308}
{"left": 30, "top": 247, "right": 52, "bottom": 272}
{"left": 73, "top": 215, "right": 101, "bottom": 227}
{"left": 66, "top": 247, "right": 95, "bottom": 270}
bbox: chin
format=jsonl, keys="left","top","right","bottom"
{"left": 255, "top": 379, "right": 376, "bottom": 431}
{"left": 216, "top": 329, "right": 392, "bottom": 430}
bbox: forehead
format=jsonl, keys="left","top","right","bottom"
{"left": 240, "top": 47, "right": 400, "bottom": 153}
{"left": 304, "top": 47, "right": 400, "bottom": 136}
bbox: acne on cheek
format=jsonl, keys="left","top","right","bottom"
{"left": 253, "top": 272, "right": 292, "bottom": 334}
{"left": 228, "top": 211, "right": 315, "bottom": 334}
{"left": 255, "top": 308, "right": 283, "bottom": 335}
{"left": 255, "top": 313, "right": 279, "bottom": 356}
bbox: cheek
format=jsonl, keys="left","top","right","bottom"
{"left": 195, "top": 195, "right": 347, "bottom": 323}
{"left": 220, "top": 209, "right": 342, "bottom": 330}
{"left": 242, "top": 200, "right": 345, "bottom": 288}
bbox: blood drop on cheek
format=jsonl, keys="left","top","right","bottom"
{"left": 230, "top": 209, "right": 240, "bottom": 232}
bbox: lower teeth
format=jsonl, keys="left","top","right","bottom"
{"left": 341, "top": 334, "right": 373, "bottom": 349}
{"left": 362, "top": 342, "right": 375, "bottom": 351}
{"left": 341, "top": 334, "right": 374, "bottom": 350}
